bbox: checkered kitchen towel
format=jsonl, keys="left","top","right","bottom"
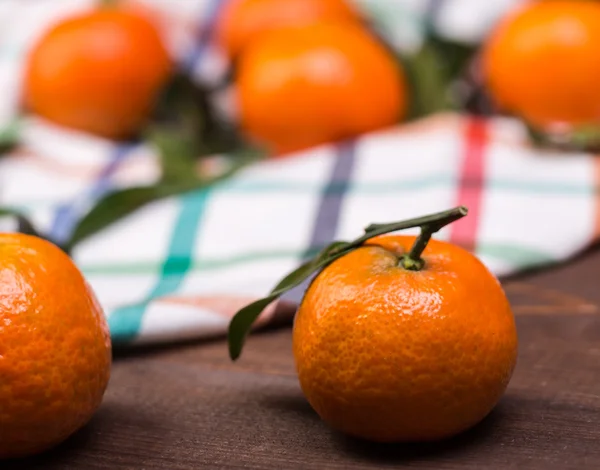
{"left": 2, "top": 0, "right": 597, "bottom": 348}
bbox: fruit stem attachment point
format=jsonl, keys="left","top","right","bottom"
{"left": 401, "top": 229, "right": 432, "bottom": 271}
{"left": 400, "top": 206, "right": 468, "bottom": 271}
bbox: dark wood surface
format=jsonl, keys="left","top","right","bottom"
{"left": 6, "top": 249, "right": 600, "bottom": 469}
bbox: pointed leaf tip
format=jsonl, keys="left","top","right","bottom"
{"left": 227, "top": 295, "right": 277, "bottom": 360}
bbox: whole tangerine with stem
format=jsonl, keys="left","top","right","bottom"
{"left": 216, "top": 0, "right": 362, "bottom": 60}
{"left": 483, "top": 0, "right": 600, "bottom": 132}
{"left": 237, "top": 22, "right": 407, "bottom": 155}
{"left": 0, "top": 233, "right": 111, "bottom": 459}
{"left": 23, "top": 7, "right": 172, "bottom": 140}
{"left": 228, "top": 207, "right": 518, "bottom": 442}
{"left": 294, "top": 236, "right": 517, "bottom": 441}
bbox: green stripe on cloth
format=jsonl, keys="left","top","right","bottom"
{"left": 361, "top": 2, "right": 426, "bottom": 32}
{"left": 478, "top": 243, "right": 555, "bottom": 268}
{"left": 82, "top": 247, "right": 322, "bottom": 276}
{"left": 0, "top": 46, "right": 23, "bottom": 60}
{"left": 8, "top": 175, "right": 599, "bottom": 211}
{"left": 84, "top": 244, "right": 552, "bottom": 278}
{"left": 108, "top": 190, "right": 209, "bottom": 343}
{"left": 211, "top": 178, "right": 452, "bottom": 193}
{"left": 215, "top": 178, "right": 596, "bottom": 195}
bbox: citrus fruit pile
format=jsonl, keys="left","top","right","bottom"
{"left": 216, "top": 0, "right": 407, "bottom": 155}
{"left": 20, "top": 0, "right": 600, "bottom": 152}
{"left": 228, "top": 207, "right": 518, "bottom": 442}
{"left": 22, "top": 0, "right": 406, "bottom": 157}
{"left": 0, "top": 234, "right": 111, "bottom": 459}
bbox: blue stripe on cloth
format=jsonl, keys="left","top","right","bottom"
{"left": 49, "top": 143, "right": 134, "bottom": 244}
{"left": 108, "top": 190, "right": 209, "bottom": 344}
{"left": 281, "top": 141, "right": 357, "bottom": 304}
{"left": 304, "top": 141, "right": 357, "bottom": 248}
{"left": 182, "top": 0, "right": 225, "bottom": 73}
{"left": 425, "top": 0, "right": 447, "bottom": 25}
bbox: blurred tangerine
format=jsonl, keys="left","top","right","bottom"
{"left": 237, "top": 22, "right": 407, "bottom": 155}
{"left": 483, "top": 0, "right": 600, "bottom": 132}
{"left": 0, "top": 234, "right": 111, "bottom": 459}
{"left": 24, "top": 7, "right": 172, "bottom": 140}
{"left": 216, "top": 0, "right": 362, "bottom": 60}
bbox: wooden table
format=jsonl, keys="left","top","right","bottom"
{"left": 6, "top": 249, "right": 600, "bottom": 469}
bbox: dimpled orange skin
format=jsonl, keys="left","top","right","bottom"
{"left": 24, "top": 8, "right": 172, "bottom": 140}
{"left": 0, "top": 234, "right": 111, "bottom": 459}
{"left": 483, "top": 1, "right": 600, "bottom": 130}
{"left": 216, "top": 0, "right": 362, "bottom": 60}
{"left": 237, "top": 22, "right": 406, "bottom": 155}
{"left": 293, "top": 235, "right": 518, "bottom": 442}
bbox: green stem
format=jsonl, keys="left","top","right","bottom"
{"left": 394, "top": 206, "right": 468, "bottom": 271}
{"left": 364, "top": 206, "right": 467, "bottom": 235}
{"left": 400, "top": 229, "right": 431, "bottom": 271}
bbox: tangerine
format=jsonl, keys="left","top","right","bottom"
{"left": 0, "top": 234, "right": 111, "bottom": 459}
{"left": 483, "top": 0, "right": 600, "bottom": 131}
{"left": 23, "top": 7, "right": 172, "bottom": 140}
{"left": 216, "top": 0, "right": 362, "bottom": 60}
{"left": 293, "top": 234, "right": 517, "bottom": 442}
{"left": 237, "top": 22, "right": 407, "bottom": 155}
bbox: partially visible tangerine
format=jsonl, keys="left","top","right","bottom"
{"left": 483, "top": 0, "right": 600, "bottom": 131}
{"left": 0, "top": 233, "right": 111, "bottom": 459}
{"left": 216, "top": 0, "right": 362, "bottom": 60}
{"left": 237, "top": 22, "right": 407, "bottom": 155}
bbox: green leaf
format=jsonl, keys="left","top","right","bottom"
{"left": 0, "top": 207, "right": 44, "bottom": 239}
{"left": 0, "top": 119, "right": 22, "bottom": 154}
{"left": 146, "top": 73, "right": 207, "bottom": 183}
{"left": 227, "top": 296, "right": 279, "bottom": 360}
{"left": 428, "top": 35, "right": 477, "bottom": 88}
{"left": 524, "top": 121, "right": 600, "bottom": 153}
{"left": 62, "top": 185, "right": 173, "bottom": 253}
{"left": 63, "top": 180, "right": 203, "bottom": 253}
{"left": 63, "top": 148, "right": 262, "bottom": 253}
{"left": 269, "top": 241, "right": 350, "bottom": 294}
{"left": 363, "top": 207, "right": 467, "bottom": 234}
{"left": 229, "top": 240, "right": 351, "bottom": 360}
{"left": 402, "top": 41, "right": 453, "bottom": 119}
{"left": 228, "top": 241, "right": 355, "bottom": 360}
{"left": 227, "top": 206, "right": 469, "bottom": 360}
{"left": 147, "top": 72, "right": 252, "bottom": 184}
{"left": 399, "top": 36, "right": 478, "bottom": 120}
{"left": 147, "top": 126, "right": 202, "bottom": 186}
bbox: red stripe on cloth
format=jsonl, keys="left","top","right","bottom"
{"left": 449, "top": 116, "right": 489, "bottom": 252}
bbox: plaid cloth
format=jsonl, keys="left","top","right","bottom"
{"left": 2, "top": 0, "right": 595, "bottom": 348}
